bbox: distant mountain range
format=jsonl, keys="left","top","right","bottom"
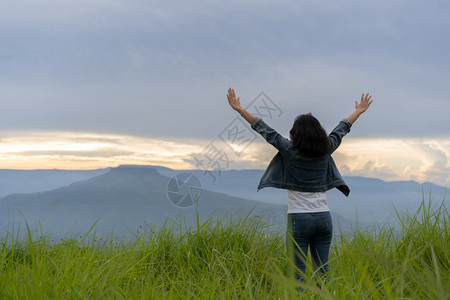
{"left": 0, "top": 166, "right": 286, "bottom": 240}
{"left": 0, "top": 165, "right": 447, "bottom": 240}
{"left": 136, "top": 165, "right": 447, "bottom": 226}
{"left": 0, "top": 168, "right": 109, "bottom": 198}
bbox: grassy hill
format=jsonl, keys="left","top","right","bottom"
{"left": 0, "top": 197, "right": 448, "bottom": 299}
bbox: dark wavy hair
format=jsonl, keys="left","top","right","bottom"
{"left": 289, "top": 113, "right": 331, "bottom": 158}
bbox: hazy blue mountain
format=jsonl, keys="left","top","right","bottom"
{"left": 1, "top": 165, "right": 446, "bottom": 241}
{"left": 145, "top": 165, "right": 447, "bottom": 226}
{"left": 0, "top": 168, "right": 109, "bottom": 198}
{"left": 327, "top": 176, "right": 447, "bottom": 227}
{"left": 0, "top": 166, "right": 289, "bottom": 240}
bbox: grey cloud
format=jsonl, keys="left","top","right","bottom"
{"left": 339, "top": 159, "right": 400, "bottom": 182}
{"left": 8, "top": 149, "right": 135, "bottom": 158}
{"left": 0, "top": 0, "right": 449, "bottom": 139}
{"left": 417, "top": 142, "right": 450, "bottom": 185}
{"left": 2, "top": 0, "right": 448, "bottom": 80}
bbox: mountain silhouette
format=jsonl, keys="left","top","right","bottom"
{"left": 0, "top": 166, "right": 287, "bottom": 240}
{"left": 2, "top": 165, "right": 445, "bottom": 241}
{"left": 151, "top": 165, "right": 447, "bottom": 225}
{"left": 0, "top": 168, "right": 109, "bottom": 198}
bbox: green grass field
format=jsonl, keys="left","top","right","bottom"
{"left": 1, "top": 197, "right": 449, "bottom": 299}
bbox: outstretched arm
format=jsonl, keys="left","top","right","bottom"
{"left": 228, "top": 88, "right": 290, "bottom": 152}
{"left": 346, "top": 93, "right": 373, "bottom": 125}
{"left": 227, "top": 88, "right": 255, "bottom": 124}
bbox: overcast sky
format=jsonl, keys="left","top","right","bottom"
{"left": 0, "top": 0, "right": 449, "bottom": 186}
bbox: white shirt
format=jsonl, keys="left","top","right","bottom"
{"left": 287, "top": 190, "right": 329, "bottom": 213}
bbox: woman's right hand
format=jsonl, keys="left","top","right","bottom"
{"left": 346, "top": 92, "right": 374, "bottom": 124}
{"left": 355, "top": 93, "right": 373, "bottom": 114}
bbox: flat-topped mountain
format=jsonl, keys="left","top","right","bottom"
{"left": 1, "top": 165, "right": 446, "bottom": 240}
{"left": 0, "top": 166, "right": 287, "bottom": 239}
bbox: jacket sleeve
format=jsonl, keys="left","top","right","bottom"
{"left": 328, "top": 119, "right": 352, "bottom": 154}
{"left": 251, "top": 117, "right": 291, "bottom": 153}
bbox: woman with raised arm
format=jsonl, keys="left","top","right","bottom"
{"left": 227, "top": 88, "right": 373, "bottom": 282}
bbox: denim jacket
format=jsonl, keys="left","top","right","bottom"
{"left": 251, "top": 117, "right": 352, "bottom": 196}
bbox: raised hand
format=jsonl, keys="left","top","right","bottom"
{"left": 227, "top": 88, "right": 242, "bottom": 112}
{"left": 227, "top": 87, "right": 255, "bottom": 124}
{"left": 355, "top": 93, "right": 373, "bottom": 114}
{"left": 346, "top": 92, "right": 374, "bottom": 125}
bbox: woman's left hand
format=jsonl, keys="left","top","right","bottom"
{"left": 227, "top": 88, "right": 242, "bottom": 112}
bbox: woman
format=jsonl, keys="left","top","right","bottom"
{"left": 226, "top": 88, "right": 373, "bottom": 281}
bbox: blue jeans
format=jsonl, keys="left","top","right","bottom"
{"left": 286, "top": 211, "right": 333, "bottom": 281}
